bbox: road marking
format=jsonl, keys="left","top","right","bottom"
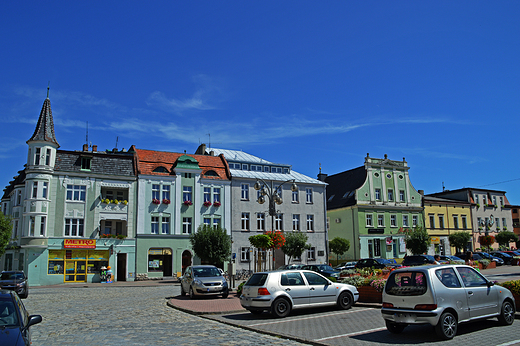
{"left": 496, "top": 340, "right": 520, "bottom": 346}
{"left": 314, "top": 327, "right": 387, "bottom": 341}
{"left": 248, "top": 308, "right": 374, "bottom": 327}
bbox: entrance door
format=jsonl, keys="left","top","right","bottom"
{"left": 182, "top": 250, "right": 191, "bottom": 275}
{"left": 117, "top": 253, "right": 127, "bottom": 282}
{"left": 64, "top": 261, "right": 87, "bottom": 282}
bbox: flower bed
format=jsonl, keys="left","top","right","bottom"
{"left": 498, "top": 280, "right": 520, "bottom": 311}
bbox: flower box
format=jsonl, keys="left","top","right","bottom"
{"left": 152, "top": 199, "right": 160, "bottom": 205}
{"left": 162, "top": 199, "right": 171, "bottom": 205}
{"left": 183, "top": 200, "right": 193, "bottom": 206}
{"left": 357, "top": 285, "right": 382, "bottom": 303}
{"left": 478, "top": 261, "right": 496, "bottom": 270}
{"left": 213, "top": 201, "right": 221, "bottom": 207}
{"left": 203, "top": 201, "right": 212, "bottom": 207}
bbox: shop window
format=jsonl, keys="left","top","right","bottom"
{"left": 148, "top": 248, "right": 172, "bottom": 272}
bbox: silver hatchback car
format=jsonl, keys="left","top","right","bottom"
{"left": 381, "top": 265, "right": 515, "bottom": 339}
{"left": 240, "top": 269, "right": 359, "bottom": 317}
{"left": 180, "top": 265, "right": 229, "bottom": 299}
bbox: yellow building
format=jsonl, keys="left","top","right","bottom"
{"left": 423, "top": 196, "right": 473, "bottom": 255}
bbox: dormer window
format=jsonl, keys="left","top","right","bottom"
{"left": 81, "top": 157, "right": 91, "bottom": 170}
{"left": 204, "top": 170, "right": 219, "bottom": 177}
{"left": 153, "top": 166, "right": 169, "bottom": 173}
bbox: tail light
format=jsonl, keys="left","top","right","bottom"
{"left": 382, "top": 302, "right": 394, "bottom": 308}
{"left": 414, "top": 304, "right": 437, "bottom": 310}
{"left": 258, "top": 287, "right": 270, "bottom": 296}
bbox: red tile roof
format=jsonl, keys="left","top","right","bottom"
{"left": 130, "top": 146, "right": 230, "bottom": 180}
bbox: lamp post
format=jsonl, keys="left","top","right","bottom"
{"left": 253, "top": 178, "right": 298, "bottom": 270}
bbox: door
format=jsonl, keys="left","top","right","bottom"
{"left": 302, "top": 272, "right": 336, "bottom": 305}
{"left": 182, "top": 251, "right": 191, "bottom": 275}
{"left": 456, "top": 266, "right": 498, "bottom": 318}
{"left": 117, "top": 253, "right": 127, "bottom": 282}
{"left": 280, "top": 272, "right": 309, "bottom": 307}
{"left": 64, "top": 261, "right": 87, "bottom": 282}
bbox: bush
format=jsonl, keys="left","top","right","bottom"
{"left": 370, "top": 278, "right": 387, "bottom": 292}
{"left": 237, "top": 282, "right": 245, "bottom": 296}
{"left": 341, "top": 275, "right": 365, "bottom": 287}
{"left": 500, "top": 280, "right": 520, "bottom": 295}
{"left": 328, "top": 277, "right": 337, "bottom": 283}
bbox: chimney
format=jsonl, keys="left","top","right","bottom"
{"left": 209, "top": 150, "right": 215, "bottom": 156}
{"left": 92, "top": 145, "right": 98, "bottom": 152}
{"left": 83, "top": 144, "right": 88, "bottom": 151}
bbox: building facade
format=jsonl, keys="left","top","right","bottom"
{"left": 323, "top": 154, "right": 423, "bottom": 262}
{"left": 198, "top": 145, "right": 328, "bottom": 271}
{"left": 132, "top": 147, "right": 231, "bottom": 278}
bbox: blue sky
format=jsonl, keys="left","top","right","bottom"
{"left": 2, "top": 2, "right": 520, "bottom": 203}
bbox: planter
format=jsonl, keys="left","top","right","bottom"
{"left": 357, "top": 285, "right": 382, "bottom": 303}
{"left": 478, "top": 261, "right": 496, "bottom": 270}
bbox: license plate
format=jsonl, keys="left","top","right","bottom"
{"left": 394, "top": 313, "right": 415, "bottom": 323}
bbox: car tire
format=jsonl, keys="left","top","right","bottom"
{"left": 21, "top": 291, "right": 28, "bottom": 299}
{"left": 337, "top": 291, "right": 354, "bottom": 310}
{"left": 180, "top": 284, "right": 186, "bottom": 296}
{"left": 498, "top": 300, "right": 515, "bottom": 325}
{"left": 222, "top": 288, "right": 229, "bottom": 299}
{"left": 271, "top": 297, "right": 291, "bottom": 318}
{"left": 435, "top": 311, "right": 457, "bottom": 340}
{"left": 385, "top": 320, "right": 407, "bottom": 334}
{"left": 189, "top": 286, "right": 196, "bottom": 299}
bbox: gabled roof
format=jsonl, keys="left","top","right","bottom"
{"left": 324, "top": 166, "right": 367, "bottom": 209}
{"left": 27, "top": 94, "right": 59, "bottom": 147}
{"left": 131, "top": 146, "right": 230, "bottom": 180}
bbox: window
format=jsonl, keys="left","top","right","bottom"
{"left": 46, "top": 148, "right": 51, "bottom": 165}
{"left": 292, "top": 190, "right": 299, "bottom": 203}
{"left": 34, "top": 147, "right": 41, "bottom": 165}
{"left": 13, "top": 220, "right": 18, "bottom": 238}
{"left": 152, "top": 185, "right": 160, "bottom": 200}
{"left": 503, "top": 218, "right": 507, "bottom": 228}
{"left": 183, "top": 186, "right": 192, "bottom": 202}
{"left": 182, "top": 217, "right": 192, "bottom": 234}
{"left": 390, "top": 214, "right": 397, "bottom": 227}
{"left": 42, "top": 182, "right": 48, "bottom": 199}
{"left": 264, "top": 166, "right": 270, "bottom": 172}
{"left": 292, "top": 214, "right": 300, "bottom": 231}
{"left": 453, "top": 215, "right": 459, "bottom": 229}
{"left": 65, "top": 218, "right": 84, "bottom": 237}
{"left": 32, "top": 182, "right": 38, "bottom": 198}
{"left": 496, "top": 218, "right": 500, "bottom": 228}
{"left": 161, "top": 217, "right": 170, "bottom": 234}
{"left": 438, "top": 215, "right": 444, "bottom": 229}
{"left": 40, "top": 216, "right": 46, "bottom": 236}
{"left": 403, "top": 215, "right": 409, "bottom": 227}
{"left": 306, "top": 188, "right": 313, "bottom": 203}
{"left": 16, "top": 190, "right": 21, "bottom": 205}
{"left": 241, "top": 184, "right": 249, "bottom": 200}
{"left": 81, "top": 157, "right": 91, "bottom": 170}
{"left": 306, "top": 215, "right": 314, "bottom": 232}
{"left": 429, "top": 214, "right": 435, "bottom": 228}
{"left": 307, "top": 247, "right": 316, "bottom": 261}
{"left": 493, "top": 196, "right": 497, "bottom": 205}
{"left": 378, "top": 214, "right": 384, "bottom": 227}
{"left": 257, "top": 213, "right": 265, "bottom": 231}
{"left": 388, "top": 189, "right": 394, "bottom": 201}
{"left": 477, "top": 217, "right": 482, "bottom": 228}
{"left": 162, "top": 185, "right": 170, "bottom": 201}
{"left": 399, "top": 190, "right": 405, "bottom": 202}
{"left": 203, "top": 218, "right": 211, "bottom": 226}
{"left": 151, "top": 217, "right": 159, "bottom": 234}
{"left": 275, "top": 214, "right": 283, "bottom": 231}
{"left": 241, "top": 247, "right": 250, "bottom": 262}
{"left": 204, "top": 187, "right": 211, "bottom": 203}
{"left": 272, "top": 167, "right": 282, "bottom": 173}
{"left": 474, "top": 194, "right": 479, "bottom": 204}
{"left": 66, "top": 185, "right": 86, "bottom": 201}
{"left": 241, "top": 164, "right": 248, "bottom": 170}
{"left": 241, "top": 213, "right": 250, "bottom": 231}
{"left": 251, "top": 165, "right": 262, "bottom": 171}
{"left": 375, "top": 189, "right": 381, "bottom": 200}
{"left": 500, "top": 197, "right": 504, "bottom": 206}
{"left": 213, "top": 188, "right": 220, "bottom": 203}
{"left": 29, "top": 216, "right": 35, "bottom": 236}
{"left": 213, "top": 218, "right": 221, "bottom": 228}
{"left": 412, "top": 215, "right": 418, "bottom": 227}
{"left": 366, "top": 214, "right": 373, "bottom": 227}
{"left": 228, "top": 163, "right": 240, "bottom": 169}
{"left": 462, "top": 215, "right": 468, "bottom": 229}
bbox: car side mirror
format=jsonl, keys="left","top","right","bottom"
{"left": 23, "top": 315, "right": 42, "bottom": 332}
{"left": 487, "top": 281, "right": 494, "bottom": 287}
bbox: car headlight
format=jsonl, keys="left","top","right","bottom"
{"left": 194, "top": 279, "right": 203, "bottom": 285}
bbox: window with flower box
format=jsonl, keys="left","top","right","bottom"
{"left": 213, "top": 188, "right": 221, "bottom": 203}
{"left": 183, "top": 186, "right": 192, "bottom": 202}
{"left": 204, "top": 187, "right": 211, "bottom": 203}
{"left": 162, "top": 185, "right": 170, "bottom": 203}
{"left": 152, "top": 184, "right": 160, "bottom": 201}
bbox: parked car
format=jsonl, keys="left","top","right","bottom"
{"left": 240, "top": 269, "right": 359, "bottom": 317}
{"left": 490, "top": 251, "right": 514, "bottom": 265}
{"left": 301, "top": 264, "right": 340, "bottom": 279}
{"left": 355, "top": 258, "right": 401, "bottom": 269}
{"left": 474, "top": 251, "right": 504, "bottom": 266}
{"left": 381, "top": 264, "right": 515, "bottom": 339}
{"left": 0, "top": 271, "right": 28, "bottom": 299}
{"left": 334, "top": 261, "right": 358, "bottom": 271}
{"left": 502, "top": 251, "right": 520, "bottom": 264}
{"left": 439, "top": 255, "right": 464, "bottom": 264}
{"left": 0, "top": 289, "right": 42, "bottom": 345}
{"left": 401, "top": 255, "right": 436, "bottom": 266}
{"left": 180, "top": 265, "right": 229, "bottom": 299}
{"left": 277, "top": 264, "right": 304, "bottom": 270}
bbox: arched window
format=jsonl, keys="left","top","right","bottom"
{"left": 204, "top": 170, "right": 219, "bottom": 177}
{"left": 153, "top": 166, "right": 169, "bottom": 173}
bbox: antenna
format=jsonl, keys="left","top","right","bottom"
{"left": 442, "top": 181, "right": 445, "bottom": 192}
{"left": 86, "top": 122, "right": 89, "bottom": 146}
{"left": 207, "top": 133, "right": 211, "bottom": 149}
{"left": 115, "top": 136, "right": 119, "bottom": 149}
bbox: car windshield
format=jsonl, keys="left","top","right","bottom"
{"left": 0, "top": 300, "right": 19, "bottom": 327}
{"left": 318, "top": 265, "right": 334, "bottom": 271}
{"left": 193, "top": 267, "right": 221, "bottom": 277}
{"left": 375, "top": 258, "right": 391, "bottom": 264}
{"left": 0, "top": 273, "right": 24, "bottom": 280}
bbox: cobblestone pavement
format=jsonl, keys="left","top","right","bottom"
{"left": 24, "top": 285, "right": 309, "bottom": 346}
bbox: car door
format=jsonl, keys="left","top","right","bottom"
{"left": 456, "top": 266, "right": 499, "bottom": 318}
{"left": 302, "top": 272, "right": 337, "bottom": 305}
{"left": 280, "top": 272, "right": 309, "bottom": 307}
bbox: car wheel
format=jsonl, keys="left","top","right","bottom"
{"left": 271, "top": 297, "right": 291, "bottom": 318}
{"left": 337, "top": 291, "right": 354, "bottom": 310}
{"left": 180, "top": 284, "right": 186, "bottom": 296}
{"left": 435, "top": 311, "right": 457, "bottom": 340}
{"left": 498, "top": 300, "right": 515, "bottom": 325}
{"left": 222, "top": 288, "right": 229, "bottom": 299}
{"left": 385, "top": 320, "right": 407, "bottom": 334}
{"left": 189, "top": 286, "right": 196, "bottom": 299}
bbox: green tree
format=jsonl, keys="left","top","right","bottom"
{"left": 448, "top": 231, "right": 472, "bottom": 253}
{"left": 249, "top": 234, "right": 272, "bottom": 271}
{"left": 189, "top": 224, "right": 231, "bottom": 267}
{"left": 281, "top": 232, "right": 310, "bottom": 263}
{"left": 0, "top": 212, "right": 12, "bottom": 258}
{"left": 401, "top": 226, "right": 431, "bottom": 255}
{"left": 329, "top": 237, "right": 350, "bottom": 264}
{"left": 495, "top": 231, "right": 518, "bottom": 248}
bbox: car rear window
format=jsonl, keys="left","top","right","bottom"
{"left": 385, "top": 271, "right": 427, "bottom": 296}
{"left": 245, "top": 273, "right": 268, "bottom": 286}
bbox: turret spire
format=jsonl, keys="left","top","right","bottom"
{"left": 27, "top": 87, "right": 60, "bottom": 147}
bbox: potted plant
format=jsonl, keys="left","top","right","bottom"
{"left": 122, "top": 200, "right": 128, "bottom": 205}
{"left": 213, "top": 201, "right": 221, "bottom": 207}
{"left": 162, "top": 199, "right": 171, "bottom": 205}
{"left": 152, "top": 198, "right": 160, "bottom": 205}
{"left": 183, "top": 200, "right": 193, "bottom": 206}
{"left": 203, "top": 200, "right": 212, "bottom": 207}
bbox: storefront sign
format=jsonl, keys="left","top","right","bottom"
{"left": 64, "top": 239, "right": 96, "bottom": 249}
{"left": 430, "top": 237, "right": 441, "bottom": 244}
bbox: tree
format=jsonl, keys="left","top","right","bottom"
{"left": 448, "top": 231, "right": 472, "bottom": 253}
{"left": 281, "top": 232, "right": 310, "bottom": 264}
{"left": 0, "top": 212, "right": 11, "bottom": 258}
{"left": 249, "top": 234, "right": 272, "bottom": 271}
{"left": 479, "top": 235, "right": 495, "bottom": 250}
{"left": 329, "top": 237, "right": 350, "bottom": 263}
{"left": 189, "top": 224, "right": 231, "bottom": 267}
{"left": 400, "top": 226, "right": 431, "bottom": 255}
{"left": 495, "top": 231, "right": 517, "bottom": 248}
